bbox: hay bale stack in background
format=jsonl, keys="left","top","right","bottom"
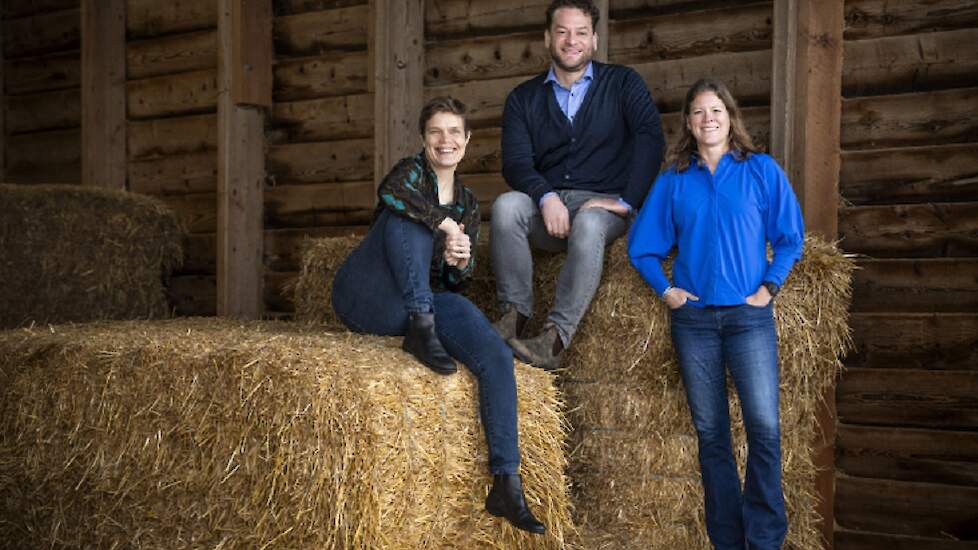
{"left": 0, "top": 184, "right": 183, "bottom": 329}
{"left": 0, "top": 319, "right": 574, "bottom": 549}
{"left": 563, "top": 237, "right": 853, "bottom": 549}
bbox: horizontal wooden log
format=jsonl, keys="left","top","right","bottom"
{"left": 608, "top": 2, "right": 771, "bottom": 66}
{"left": 273, "top": 52, "right": 368, "bottom": 101}
{"left": 268, "top": 94, "right": 372, "bottom": 144}
{"left": 181, "top": 233, "right": 216, "bottom": 274}
{"left": 4, "top": 128, "right": 79, "bottom": 183}
{"left": 166, "top": 274, "right": 216, "bottom": 316}
{"left": 458, "top": 127, "right": 502, "bottom": 174}
{"left": 3, "top": 8, "right": 79, "bottom": 59}
{"left": 835, "top": 529, "right": 977, "bottom": 550}
{"left": 128, "top": 114, "right": 217, "bottom": 159}
{"left": 836, "top": 424, "right": 978, "bottom": 486}
{"left": 839, "top": 202, "right": 978, "bottom": 258}
{"left": 837, "top": 368, "right": 978, "bottom": 430}
{"left": 424, "top": 31, "right": 547, "bottom": 87}
{"left": 425, "top": 0, "right": 548, "bottom": 39}
{"left": 632, "top": 48, "right": 771, "bottom": 112}
{"left": 840, "top": 143, "right": 978, "bottom": 205}
{"left": 273, "top": 5, "right": 368, "bottom": 57}
{"left": 264, "top": 270, "right": 297, "bottom": 313}
{"left": 127, "top": 69, "right": 218, "bottom": 119}
{"left": 128, "top": 152, "right": 217, "bottom": 195}
{"left": 265, "top": 181, "right": 375, "bottom": 227}
{"left": 4, "top": 0, "right": 77, "bottom": 18}
{"left": 424, "top": 74, "right": 525, "bottom": 128}
{"left": 844, "top": 0, "right": 978, "bottom": 41}
{"left": 267, "top": 139, "right": 372, "bottom": 184}
{"left": 274, "top": 0, "right": 367, "bottom": 16}
{"left": 263, "top": 226, "right": 367, "bottom": 271}
{"left": 4, "top": 51, "right": 79, "bottom": 94}
{"left": 154, "top": 192, "right": 216, "bottom": 234}
{"left": 851, "top": 258, "right": 978, "bottom": 313}
{"left": 843, "top": 28, "right": 978, "bottom": 98}
{"left": 127, "top": 29, "right": 217, "bottom": 80}
{"left": 847, "top": 313, "right": 978, "bottom": 371}
{"left": 127, "top": 0, "right": 217, "bottom": 38}
{"left": 835, "top": 475, "right": 978, "bottom": 539}
{"left": 841, "top": 87, "right": 978, "bottom": 151}
{"left": 610, "top": 0, "right": 724, "bottom": 17}
{"left": 5, "top": 88, "right": 79, "bottom": 134}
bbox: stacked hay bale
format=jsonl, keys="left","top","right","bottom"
{"left": 561, "top": 237, "right": 853, "bottom": 549}
{"left": 0, "top": 184, "right": 183, "bottom": 328}
{"left": 0, "top": 319, "right": 574, "bottom": 549}
{"left": 296, "top": 233, "right": 853, "bottom": 549}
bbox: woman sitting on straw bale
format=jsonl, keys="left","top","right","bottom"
{"left": 628, "top": 79, "right": 805, "bottom": 550}
{"left": 331, "top": 96, "right": 546, "bottom": 535}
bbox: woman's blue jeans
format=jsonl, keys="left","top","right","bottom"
{"left": 670, "top": 302, "right": 787, "bottom": 550}
{"left": 331, "top": 210, "right": 521, "bottom": 475}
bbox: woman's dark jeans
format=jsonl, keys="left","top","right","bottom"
{"left": 332, "top": 209, "right": 521, "bottom": 475}
{"left": 670, "top": 302, "right": 787, "bottom": 550}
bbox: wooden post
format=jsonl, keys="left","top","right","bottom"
{"left": 216, "top": 0, "right": 270, "bottom": 318}
{"left": 594, "top": 0, "right": 608, "bottom": 63}
{"left": 1, "top": 21, "right": 4, "bottom": 182}
{"left": 370, "top": 0, "right": 424, "bottom": 187}
{"left": 81, "top": 0, "right": 126, "bottom": 188}
{"left": 771, "top": 1, "right": 844, "bottom": 548}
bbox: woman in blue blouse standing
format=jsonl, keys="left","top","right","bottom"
{"left": 331, "top": 97, "right": 545, "bottom": 534}
{"left": 628, "top": 79, "right": 805, "bottom": 550}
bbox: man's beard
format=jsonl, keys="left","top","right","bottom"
{"left": 550, "top": 47, "right": 592, "bottom": 73}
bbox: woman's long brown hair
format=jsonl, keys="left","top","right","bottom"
{"left": 667, "top": 78, "right": 759, "bottom": 172}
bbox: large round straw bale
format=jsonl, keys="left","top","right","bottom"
{"left": 0, "top": 184, "right": 183, "bottom": 329}
{"left": 0, "top": 319, "right": 574, "bottom": 549}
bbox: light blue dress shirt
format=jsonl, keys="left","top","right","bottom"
{"left": 544, "top": 62, "right": 594, "bottom": 122}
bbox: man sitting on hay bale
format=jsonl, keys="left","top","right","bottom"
{"left": 490, "top": 0, "right": 666, "bottom": 370}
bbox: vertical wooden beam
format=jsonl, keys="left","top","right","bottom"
{"left": 771, "top": 1, "right": 844, "bottom": 548}
{"left": 594, "top": 0, "right": 608, "bottom": 63}
{"left": 217, "top": 0, "right": 270, "bottom": 318}
{"left": 1, "top": 17, "right": 5, "bottom": 182}
{"left": 371, "top": 0, "right": 424, "bottom": 187}
{"left": 81, "top": 0, "right": 126, "bottom": 188}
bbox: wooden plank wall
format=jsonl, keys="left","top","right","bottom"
{"left": 3, "top": 0, "right": 82, "bottom": 183}
{"left": 261, "top": 0, "right": 373, "bottom": 316}
{"left": 125, "top": 0, "right": 220, "bottom": 316}
{"left": 834, "top": 0, "right": 978, "bottom": 547}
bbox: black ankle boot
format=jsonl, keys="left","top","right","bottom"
{"left": 485, "top": 474, "right": 546, "bottom": 535}
{"left": 402, "top": 312, "right": 456, "bottom": 375}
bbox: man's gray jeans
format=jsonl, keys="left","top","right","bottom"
{"left": 490, "top": 189, "right": 629, "bottom": 346}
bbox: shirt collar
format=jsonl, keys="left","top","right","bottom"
{"left": 544, "top": 62, "right": 594, "bottom": 89}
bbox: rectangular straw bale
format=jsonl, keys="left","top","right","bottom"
{"left": 0, "top": 318, "right": 574, "bottom": 549}
{"left": 0, "top": 184, "right": 183, "bottom": 329}
{"left": 561, "top": 237, "right": 853, "bottom": 549}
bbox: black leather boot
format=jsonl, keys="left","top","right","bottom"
{"left": 402, "top": 312, "right": 456, "bottom": 375}
{"left": 485, "top": 474, "right": 546, "bottom": 534}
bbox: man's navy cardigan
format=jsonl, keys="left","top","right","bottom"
{"left": 500, "top": 61, "right": 666, "bottom": 210}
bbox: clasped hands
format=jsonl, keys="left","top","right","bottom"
{"left": 439, "top": 218, "right": 471, "bottom": 269}
{"left": 663, "top": 285, "right": 773, "bottom": 310}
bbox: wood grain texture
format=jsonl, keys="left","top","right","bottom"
{"left": 269, "top": 94, "right": 373, "bottom": 144}
{"left": 835, "top": 529, "right": 978, "bottom": 550}
{"left": 840, "top": 143, "right": 978, "bottom": 206}
{"left": 273, "top": 51, "right": 367, "bottom": 101}
{"left": 4, "top": 51, "right": 79, "bottom": 94}
{"left": 265, "top": 181, "right": 375, "bottom": 228}
{"left": 81, "top": 0, "right": 127, "bottom": 189}
{"left": 127, "top": 29, "right": 217, "bottom": 80}
{"left": 841, "top": 88, "right": 978, "bottom": 150}
{"left": 425, "top": 0, "right": 548, "bottom": 39}
{"left": 5, "top": 128, "right": 80, "bottom": 183}
{"left": 3, "top": 8, "right": 79, "bottom": 59}
{"left": 128, "top": 151, "right": 217, "bottom": 195}
{"left": 274, "top": 5, "right": 368, "bottom": 56}
{"left": 5, "top": 88, "right": 79, "bottom": 134}
{"left": 127, "top": 69, "right": 218, "bottom": 119}
{"left": 837, "top": 368, "right": 978, "bottom": 430}
{"left": 847, "top": 313, "right": 978, "bottom": 371}
{"left": 128, "top": 114, "right": 218, "bottom": 159}
{"left": 267, "top": 138, "right": 373, "bottom": 184}
{"left": 835, "top": 475, "right": 978, "bottom": 539}
{"left": 851, "top": 258, "right": 978, "bottom": 313}
{"left": 844, "top": 0, "right": 978, "bottom": 40}
{"left": 839, "top": 202, "right": 978, "bottom": 258}
{"left": 127, "top": 0, "right": 217, "bottom": 38}
{"left": 836, "top": 424, "right": 978, "bottom": 486}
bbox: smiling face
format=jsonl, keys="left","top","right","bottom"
{"left": 686, "top": 91, "right": 731, "bottom": 153}
{"left": 422, "top": 111, "right": 470, "bottom": 171}
{"left": 545, "top": 7, "right": 597, "bottom": 74}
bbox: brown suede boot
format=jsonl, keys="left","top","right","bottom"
{"left": 509, "top": 324, "right": 563, "bottom": 371}
{"left": 491, "top": 303, "right": 528, "bottom": 342}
